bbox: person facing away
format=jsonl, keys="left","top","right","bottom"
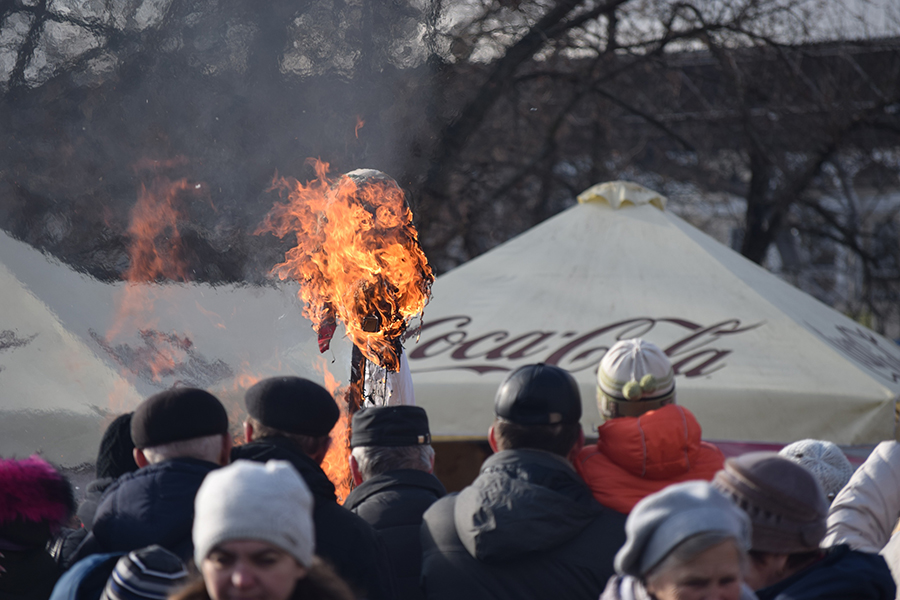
{"left": 600, "top": 480, "right": 757, "bottom": 600}
{"left": 420, "top": 363, "right": 628, "bottom": 600}
{"left": 68, "top": 388, "right": 231, "bottom": 565}
{"left": 171, "top": 459, "right": 355, "bottom": 600}
{"left": 230, "top": 376, "right": 395, "bottom": 600}
{"left": 575, "top": 338, "right": 725, "bottom": 514}
{"left": 343, "top": 406, "right": 446, "bottom": 600}
{"left": 713, "top": 452, "right": 896, "bottom": 600}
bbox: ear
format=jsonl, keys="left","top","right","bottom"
{"left": 243, "top": 420, "right": 254, "bottom": 443}
{"left": 133, "top": 448, "right": 150, "bottom": 468}
{"left": 427, "top": 450, "right": 435, "bottom": 474}
{"left": 488, "top": 425, "right": 499, "bottom": 453}
{"left": 349, "top": 455, "right": 363, "bottom": 486}
{"left": 567, "top": 427, "right": 585, "bottom": 464}
{"left": 218, "top": 434, "right": 233, "bottom": 466}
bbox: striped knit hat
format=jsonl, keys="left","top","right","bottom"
{"left": 597, "top": 339, "right": 676, "bottom": 419}
{"left": 100, "top": 545, "right": 188, "bottom": 600}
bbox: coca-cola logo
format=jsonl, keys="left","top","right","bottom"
{"left": 809, "top": 324, "right": 900, "bottom": 385}
{"left": 407, "top": 316, "right": 763, "bottom": 377}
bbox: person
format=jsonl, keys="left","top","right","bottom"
{"left": 230, "top": 376, "right": 394, "bottom": 600}
{"left": 55, "top": 413, "right": 140, "bottom": 569}
{"left": 713, "top": 452, "right": 896, "bottom": 600}
{"left": 821, "top": 441, "right": 900, "bottom": 599}
{"left": 600, "top": 480, "right": 755, "bottom": 600}
{"left": 778, "top": 439, "right": 854, "bottom": 503}
{"left": 343, "top": 406, "right": 446, "bottom": 600}
{"left": 99, "top": 545, "right": 188, "bottom": 600}
{"left": 420, "top": 363, "right": 628, "bottom": 600}
{"left": 67, "top": 388, "right": 231, "bottom": 565}
{"left": 0, "top": 455, "right": 75, "bottom": 600}
{"left": 170, "top": 459, "right": 355, "bottom": 600}
{"left": 575, "top": 338, "right": 724, "bottom": 514}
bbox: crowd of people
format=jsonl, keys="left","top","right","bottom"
{"left": 2, "top": 338, "right": 900, "bottom": 600}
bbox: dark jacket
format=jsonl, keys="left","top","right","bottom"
{"left": 232, "top": 437, "right": 395, "bottom": 600}
{"left": 55, "top": 478, "right": 118, "bottom": 569}
{"left": 0, "top": 547, "right": 61, "bottom": 600}
{"left": 755, "top": 544, "right": 895, "bottom": 600}
{"left": 67, "top": 458, "right": 218, "bottom": 565}
{"left": 420, "top": 449, "right": 628, "bottom": 600}
{"left": 344, "top": 469, "right": 446, "bottom": 600}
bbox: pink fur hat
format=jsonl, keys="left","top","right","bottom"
{"left": 0, "top": 455, "right": 75, "bottom": 531}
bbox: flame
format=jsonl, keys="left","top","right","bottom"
{"left": 258, "top": 160, "right": 433, "bottom": 371}
{"left": 315, "top": 358, "right": 352, "bottom": 503}
{"left": 355, "top": 116, "right": 365, "bottom": 139}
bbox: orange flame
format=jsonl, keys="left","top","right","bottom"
{"left": 258, "top": 160, "right": 433, "bottom": 371}
{"left": 316, "top": 358, "right": 352, "bottom": 503}
{"left": 355, "top": 116, "right": 365, "bottom": 139}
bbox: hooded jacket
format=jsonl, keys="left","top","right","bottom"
{"left": 344, "top": 469, "right": 446, "bottom": 600}
{"left": 576, "top": 404, "right": 724, "bottom": 514}
{"left": 68, "top": 458, "right": 218, "bottom": 565}
{"left": 231, "top": 437, "right": 395, "bottom": 600}
{"left": 420, "top": 449, "right": 627, "bottom": 600}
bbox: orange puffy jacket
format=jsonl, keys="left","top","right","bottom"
{"left": 575, "top": 404, "right": 724, "bottom": 515}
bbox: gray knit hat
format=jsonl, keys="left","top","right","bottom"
{"left": 778, "top": 439, "right": 853, "bottom": 501}
{"left": 193, "top": 460, "right": 315, "bottom": 567}
{"left": 614, "top": 481, "right": 751, "bottom": 577}
{"left": 712, "top": 452, "right": 828, "bottom": 554}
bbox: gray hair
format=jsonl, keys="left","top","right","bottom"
{"left": 351, "top": 444, "right": 434, "bottom": 481}
{"left": 645, "top": 532, "right": 747, "bottom": 586}
{"left": 141, "top": 433, "right": 225, "bottom": 464}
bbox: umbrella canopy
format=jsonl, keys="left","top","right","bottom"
{"left": 408, "top": 181, "right": 900, "bottom": 445}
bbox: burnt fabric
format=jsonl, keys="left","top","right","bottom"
{"left": 67, "top": 458, "right": 218, "bottom": 565}
{"left": 755, "top": 544, "right": 895, "bottom": 600}
{"left": 95, "top": 414, "right": 138, "bottom": 480}
{"left": 576, "top": 404, "right": 725, "bottom": 514}
{"left": 130, "top": 389, "right": 228, "bottom": 449}
{"left": 493, "top": 364, "right": 582, "bottom": 426}
{"left": 350, "top": 406, "right": 431, "bottom": 448}
{"left": 231, "top": 437, "right": 395, "bottom": 600}
{"left": 420, "top": 449, "right": 627, "bottom": 600}
{"left": 244, "top": 377, "right": 339, "bottom": 437}
{"left": 344, "top": 469, "right": 446, "bottom": 600}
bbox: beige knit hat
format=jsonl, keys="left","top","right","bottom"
{"left": 597, "top": 339, "right": 675, "bottom": 419}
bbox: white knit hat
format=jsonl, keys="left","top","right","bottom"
{"left": 597, "top": 339, "right": 675, "bottom": 419}
{"left": 193, "top": 460, "right": 315, "bottom": 567}
{"left": 779, "top": 439, "right": 854, "bottom": 501}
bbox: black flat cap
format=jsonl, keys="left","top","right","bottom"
{"left": 350, "top": 406, "right": 431, "bottom": 448}
{"left": 245, "top": 376, "right": 339, "bottom": 437}
{"left": 131, "top": 388, "right": 228, "bottom": 449}
{"left": 494, "top": 364, "right": 582, "bottom": 425}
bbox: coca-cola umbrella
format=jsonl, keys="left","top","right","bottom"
{"left": 408, "top": 181, "right": 900, "bottom": 445}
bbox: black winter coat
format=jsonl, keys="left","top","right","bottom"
{"left": 231, "top": 437, "right": 396, "bottom": 600}
{"left": 344, "top": 469, "right": 446, "bottom": 600}
{"left": 755, "top": 545, "right": 896, "bottom": 600}
{"left": 420, "top": 449, "right": 627, "bottom": 600}
{"left": 55, "top": 478, "right": 118, "bottom": 569}
{"left": 67, "top": 458, "right": 218, "bottom": 565}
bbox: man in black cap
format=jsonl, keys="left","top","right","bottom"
{"left": 69, "top": 388, "right": 231, "bottom": 565}
{"left": 420, "top": 364, "right": 627, "bottom": 600}
{"left": 230, "top": 376, "right": 395, "bottom": 600}
{"left": 344, "top": 406, "right": 446, "bottom": 600}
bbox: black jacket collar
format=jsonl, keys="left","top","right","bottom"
{"left": 343, "top": 469, "right": 446, "bottom": 511}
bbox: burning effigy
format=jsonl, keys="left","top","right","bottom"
{"left": 258, "top": 160, "right": 434, "bottom": 497}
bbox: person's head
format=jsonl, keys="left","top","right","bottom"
{"left": 243, "top": 377, "right": 340, "bottom": 465}
{"left": 95, "top": 412, "right": 139, "bottom": 480}
{"left": 130, "top": 388, "right": 231, "bottom": 468}
{"left": 193, "top": 460, "right": 315, "bottom": 600}
{"left": 0, "top": 455, "right": 75, "bottom": 551}
{"left": 778, "top": 439, "right": 853, "bottom": 502}
{"left": 349, "top": 405, "right": 434, "bottom": 485}
{"left": 597, "top": 338, "right": 675, "bottom": 420}
{"left": 615, "top": 481, "right": 751, "bottom": 600}
{"left": 99, "top": 545, "right": 188, "bottom": 600}
{"left": 712, "top": 452, "right": 828, "bottom": 590}
{"left": 489, "top": 363, "right": 584, "bottom": 461}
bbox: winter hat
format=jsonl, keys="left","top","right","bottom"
{"left": 193, "top": 460, "right": 315, "bottom": 567}
{"left": 779, "top": 439, "right": 854, "bottom": 501}
{"left": 245, "top": 377, "right": 340, "bottom": 437}
{"left": 0, "top": 455, "right": 75, "bottom": 549}
{"left": 598, "top": 339, "right": 675, "bottom": 419}
{"left": 494, "top": 364, "right": 582, "bottom": 426}
{"left": 96, "top": 413, "right": 139, "bottom": 480}
{"left": 131, "top": 388, "right": 229, "bottom": 449}
{"left": 615, "top": 481, "right": 751, "bottom": 577}
{"left": 100, "top": 545, "right": 188, "bottom": 600}
{"left": 712, "top": 452, "right": 828, "bottom": 554}
{"left": 351, "top": 406, "right": 431, "bottom": 448}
